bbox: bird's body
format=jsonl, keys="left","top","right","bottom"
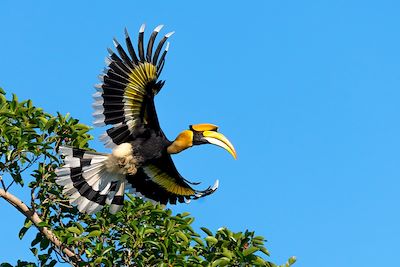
{"left": 130, "top": 128, "right": 170, "bottom": 162}
{"left": 56, "top": 24, "right": 236, "bottom": 214}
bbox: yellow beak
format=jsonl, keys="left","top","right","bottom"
{"left": 203, "top": 131, "right": 237, "bottom": 159}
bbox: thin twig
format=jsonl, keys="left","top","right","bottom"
{"left": 0, "top": 188, "right": 83, "bottom": 265}
{"left": 51, "top": 243, "right": 69, "bottom": 264}
{"left": 57, "top": 202, "right": 73, "bottom": 209}
{"left": 5, "top": 179, "right": 14, "bottom": 191}
{"left": 0, "top": 175, "right": 6, "bottom": 191}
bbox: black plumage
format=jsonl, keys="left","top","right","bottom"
{"left": 56, "top": 24, "right": 222, "bottom": 214}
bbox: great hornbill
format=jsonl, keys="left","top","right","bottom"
{"left": 55, "top": 24, "right": 236, "bottom": 214}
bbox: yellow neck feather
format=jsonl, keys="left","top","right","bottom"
{"left": 167, "top": 130, "right": 193, "bottom": 154}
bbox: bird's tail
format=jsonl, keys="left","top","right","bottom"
{"left": 55, "top": 146, "right": 125, "bottom": 214}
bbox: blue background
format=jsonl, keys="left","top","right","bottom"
{"left": 1, "top": 1, "right": 399, "bottom": 266}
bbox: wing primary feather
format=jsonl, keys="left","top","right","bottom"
{"left": 107, "top": 49, "right": 131, "bottom": 74}
{"left": 138, "top": 24, "right": 146, "bottom": 62}
{"left": 139, "top": 24, "right": 146, "bottom": 33}
{"left": 106, "top": 125, "right": 131, "bottom": 144}
{"left": 146, "top": 25, "right": 164, "bottom": 62}
{"left": 152, "top": 32, "right": 174, "bottom": 65}
{"left": 107, "top": 61, "right": 132, "bottom": 79}
{"left": 103, "top": 76, "right": 132, "bottom": 88}
{"left": 183, "top": 178, "right": 201, "bottom": 185}
{"left": 192, "top": 180, "right": 219, "bottom": 199}
{"left": 94, "top": 84, "right": 102, "bottom": 91}
{"left": 113, "top": 38, "right": 134, "bottom": 69}
{"left": 107, "top": 68, "right": 133, "bottom": 84}
{"left": 104, "top": 57, "right": 112, "bottom": 67}
{"left": 94, "top": 85, "right": 125, "bottom": 93}
{"left": 107, "top": 48, "right": 122, "bottom": 63}
{"left": 124, "top": 28, "right": 139, "bottom": 65}
{"left": 157, "top": 60, "right": 165, "bottom": 77}
{"left": 156, "top": 42, "right": 169, "bottom": 70}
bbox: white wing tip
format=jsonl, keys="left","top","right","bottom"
{"left": 165, "top": 31, "right": 175, "bottom": 38}
{"left": 59, "top": 146, "right": 73, "bottom": 156}
{"left": 211, "top": 179, "right": 219, "bottom": 191}
{"left": 154, "top": 24, "right": 164, "bottom": 32}
{"left": 112, "top": 38, "right": 119, "bottom": 47}
{"left": 104, "top": 57, "right": 112, "bottom": 66}
{"left": 139, "top": 24, "right": 146, "bottom": 33}
{"left": 92, "top": 91, "right": 102, "bottom": 99}
{"left": 99, "top": 132, "right": 110, "bottom": 141}
{"left": 99, "top": 132, "right": 117, "bottom": 148}
{"left": 93, "top": 119, "right": 106, "bottom": 127}
{"left": 107, "top": 47, "right": 114, "bottom": 55}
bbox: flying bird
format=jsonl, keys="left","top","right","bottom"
{"left": 55, "top": 24, "right": 237, "bottom": 214}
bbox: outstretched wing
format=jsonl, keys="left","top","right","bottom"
{"left": 126, "top": 155, "right": 219, "bottom": 205}
{"left": 93, "top": 24, "right": 174, "bottom": 148}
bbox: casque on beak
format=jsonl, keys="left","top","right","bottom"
{"left": 202, "top": 130, "right": 237, "bottom": 159}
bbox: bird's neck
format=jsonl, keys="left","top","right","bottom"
{"left": 167, "top": 130, "right": 193, "bottom": 154}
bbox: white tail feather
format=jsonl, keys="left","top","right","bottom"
{"left": 56, "top": 146, "right": 126, "bottom": 215}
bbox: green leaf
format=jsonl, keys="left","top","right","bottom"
{"left": 211, "top": 257, "right": 231, "bottom": 267}
{"left": 75, "top": 223, "right": 84, "bottom": 233}
{"left": 243, "top": 246, "right": 259, "bottom": 256}
{"left": 102, "top": 247, "right": 115, "bottom": 255}
{"left": 260, "top": 247, "right": 270, "bottom": 256}
{"left": 94, "top": 257, "right": 105, "bottom": 264}
{"left": 252, "top": 239, "right": 265, "bottom": 245}
{"left": 12, "top": 172, "right": 23, "bottom": 186}
{"left": 40, "top": 238, "right": 50, "bottom": 250}
{"left": 144, "top": 228, "right": 155, "bottom": 235}
{"left": 201, "top": 227, "right": 213, "bottom": 236}
{"left": 67, "top": 226, "right": 82, "bottom": 235}
{"left": 120, "top": 234, "right": 129, "bottom": 243}
{"left": 193, "top": 237, "right": 204, "bottom": 246}
{"left": 205, "top": 236, "right": 218, "bottom": 246}
{"left": 176, "top": 232, "right": 189, "bottom": 243}
{"left": 288, "top": 256, "right": 297, "bottom": 265}
{"left": 24, "top": 220, "right": 33, "bottom": 229}
{"left": 222, "top": 248, "right": 233, "bottom": 259}
{"left": 31, "top": 233, "right": 43, "bottom": 246}
{"left": 18, "top": 227, "right": 29, "bottom": 239}
{"left": 181, "top": 212, "right": 190, "bottom": 217}
{"left": 30, "top": 248, "right": 38, "bottom": 256}
{"left": 253, "top": 235, "right": 265, "bottom": 241}
{"left": 252, "top": 257, "right": 267, "bottom": 265}
{"left": 87, "top": 230, "right": 101, "bottom": 237}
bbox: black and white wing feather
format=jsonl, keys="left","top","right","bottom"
{"left": 93, "top": 24, "right": 174, "bottom": 148}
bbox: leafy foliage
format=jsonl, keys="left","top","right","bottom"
{"left": 0, "top": 89, "right": 296, "bottom": 266}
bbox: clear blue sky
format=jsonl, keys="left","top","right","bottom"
{"left": 1, "top": 1, "right": 399, "bottom": 266}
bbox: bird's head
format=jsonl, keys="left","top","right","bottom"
{"left": 167, "top": 123, "right": 237, "bottom": 159}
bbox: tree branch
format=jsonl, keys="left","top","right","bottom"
{"left": 0, "top": 188, "right": 82, "bottom": 265}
